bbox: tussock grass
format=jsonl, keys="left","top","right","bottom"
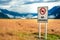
{"left": 32, "top": 33, "right": 60, "bottom": 40}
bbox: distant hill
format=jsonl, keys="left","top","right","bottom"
{"left": 0, "top": 9, "right": 22, "bottom": 16}
{"left": 0, "top": 9, "right": 23, "bottom": 18}
{"left": 49, "top": 6, "right": 60, "bottom": 19}
{"left": 0, "top": 6, "right": 60, "bottom": 19}
{"left": 0, "top": 12, "right": 9, "bottom": 19}
{"left": 0, "top": 9, "right": 37, "bottom": 19}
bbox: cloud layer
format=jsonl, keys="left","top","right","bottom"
{"left": 0, "top": 0, "right": 60, "bottom": 13}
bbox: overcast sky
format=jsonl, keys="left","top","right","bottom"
{"left": 0, "top": 0, "right": 58, "bottom": 5}
{"left": 0, "top": 0, "right": 60, "bottom": 13}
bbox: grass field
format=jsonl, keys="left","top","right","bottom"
{"left": 0, "top": 19, "right": 60, "bottom": 40}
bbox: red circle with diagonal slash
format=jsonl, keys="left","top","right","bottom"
{"left": 40, "top": 7, "right": 46, "bottom": 15}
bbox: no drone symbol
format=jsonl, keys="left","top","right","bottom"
{"left": 40, "top": 7, "right": 46, "bottom": 15}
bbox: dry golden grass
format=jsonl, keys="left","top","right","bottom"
{"left": 0, "top": 19, "right": 60, "bottom": 40}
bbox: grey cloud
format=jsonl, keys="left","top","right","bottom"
{"left": 0, "top": 0, "right": 12, "bottom": 5}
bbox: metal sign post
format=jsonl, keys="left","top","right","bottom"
{"left": 45, "top": 23, "right": 48, "bottom": 40}
{"left": 37, "top": 6, "right": 48, "bottom": 40}
{"left": 38, "top": 23, "right": 41, "bottom": 39}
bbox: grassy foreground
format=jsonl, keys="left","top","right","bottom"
{"left": 33, "top": 33, "right": 60, "bottom": 40}
{"left": 47, "top": 34, "right": 60, "bottom": 40}
{"left": 16, "top": 32, "right": 60, "bottom": 40}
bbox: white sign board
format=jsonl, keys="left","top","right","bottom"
{"left": 38, "top": 6, "right": 48, "bottom": 23}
